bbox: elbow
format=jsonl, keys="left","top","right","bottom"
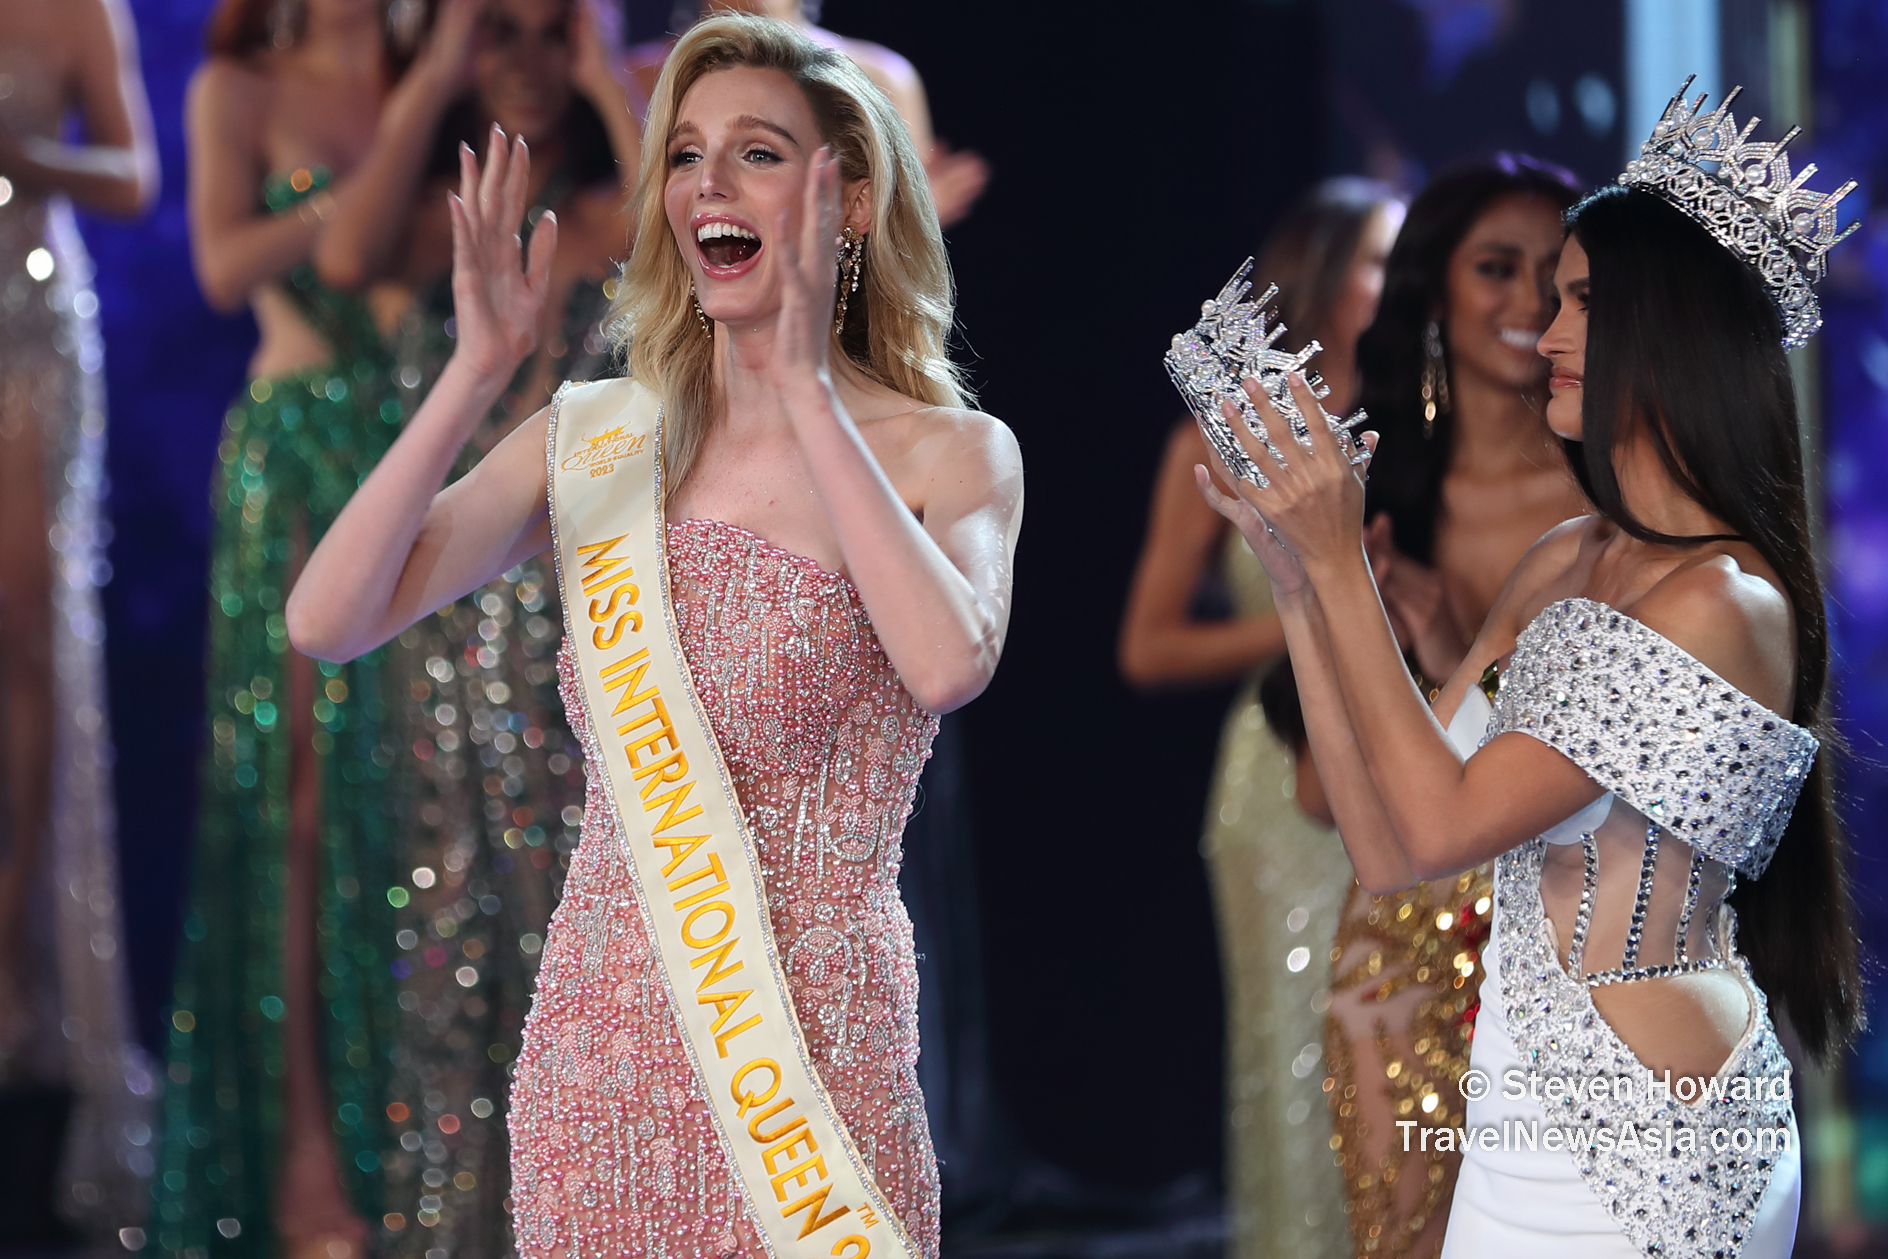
{"left": 905, "top": 635, "right": 1003, "bottom": 716}
{"left": 94, "top": 173, "right": 157, "bottom": 220}
{"left": 284, "top": 588, "right": 356, "bottom": 664}
{"left": 311, "top": 241, "right": 371, "bottom": 293}
{"left": 1117, "top": 633, "right": 1160, "bottom": 689}
{"left": 907, "top": 663, "right": 992, "bottom": 716}
{"left": 194, "top": 261, "right": 249, "bottom": 314}
{"left": 1402, "top": 831, "right": 1471, "bottom": 887}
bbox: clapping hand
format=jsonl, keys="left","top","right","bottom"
{"left": 447, "top": 126, "right": 557, "bottom": 384}
{"left": 771, "top": 144, "right": 846, "bottom": 399}
{"left": 1366, "top": 514, "right": 1470, "bottom": 682}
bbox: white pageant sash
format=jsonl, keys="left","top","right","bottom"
{"left": 547, "top": 378, "right": 916, "bottom": 1259}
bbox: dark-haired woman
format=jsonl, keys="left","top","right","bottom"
{"left": 160, "top": 1, "right": 485, "bottom": 1255}
{"left": 308, "top": 0, "right": 637, "bottom": 1242}
{"left": 0, "top": 0, "right": 157, "bottom": 1239}
{"left": 1120, "top": 176, "right": 1402, "bottom": 1259}
{"left": 1196, "top": 127, "right": 1852, "bottom": 1256}
{"left": 1320, "top": 154, "right": 1587, "bottom": 1258}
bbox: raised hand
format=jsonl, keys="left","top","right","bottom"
{"left": 1228, "top": 373, "right": 1372, "bottom": 568}
{"left": 571, "top": 0, "right": 629, "bottom": 102}
{"left": 770, "top": 145, "right": 845, "bottom": 397}
{"left": 447, "top": 126, "right": 557, "bottom": 385}
{"left": 1366, "top": 514, "right": 1470, "bottom": 682}
{"left": 415, "top": 0, "right": 480, "bottom": 93}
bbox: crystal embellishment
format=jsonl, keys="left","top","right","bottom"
{"left": 1487, "top": 597, "right": 1817, "bottom": 879}
{"left": 1619, "top": 76, "right": 1858, "bottom": 348}
{"left": 1163, "top": 258, "right": 1366, "bottom": 487}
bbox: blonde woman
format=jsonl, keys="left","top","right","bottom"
{"left": 285, "top": 13, "right": 1021, "bottom": 1258}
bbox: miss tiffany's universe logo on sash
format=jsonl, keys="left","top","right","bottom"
{"left": 560, "top": 425, "right": 647, "bottom": 478}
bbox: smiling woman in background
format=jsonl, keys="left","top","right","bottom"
{"left": 1322, "top": 154, "right": 1585, "bottom": 1259}
{"left": 0, "top": 0, "right": 156, "bottom": 1242}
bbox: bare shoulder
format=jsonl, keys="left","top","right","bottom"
{"left": 1488, "top": 514, "right": 1597, "bottom": 629}
{"left": 894, "top": 404, "right": 1020, "bottom": 475}
{"left": 1628, "top": 555, "right": 1794, "bottom": 711}
{"left": 189, "top": 54, "right": 271, "bottom": 121}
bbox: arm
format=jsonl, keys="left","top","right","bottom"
{"left": 311, "top": 0, "right": 479, "bottom": 290}
{"left": 1217, "top": 376, "right": 1610, "bottom": 881}
{"left": 1191, "top": 452, "right": 1416, "bottom": 890}
{"left": 186, "top": 60, "right": 320, "bottom": 311}
{"left": 0, "top": 0, "right": 157, "bottom": 216}
{"left": 288, "top": 133, "right": 559, "bottom": 660}
{"left": 570, "top": 0, "right": 641, "bottom": 219}
{"left": 1119, "top": 421, "right": 1286, "bottom": 687}
{"left": 830, "top": 33, "right": 986, "bottom": 227}
{"left": 772, "top": 150, "right": 1019, "bottom": 715}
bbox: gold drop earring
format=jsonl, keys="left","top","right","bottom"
{"left": 833, "top": 226, "right": 865, "bottom": 334}
{"left": 691, "top": 284, "right": 712, "bottom": 338}
{"left": 1420, "top": 318, "right": 1451, "bottom": 437}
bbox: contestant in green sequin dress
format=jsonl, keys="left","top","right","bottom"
{"left": 154, "top": 169, "right": 406, "bottom": 1251}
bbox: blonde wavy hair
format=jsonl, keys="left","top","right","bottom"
{"left": 613, "top": 12, "right": 968, "bottom": 498}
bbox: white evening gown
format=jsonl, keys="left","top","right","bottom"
{"left": 1437, "top": 599, "right": 1805, "bottom": 1259}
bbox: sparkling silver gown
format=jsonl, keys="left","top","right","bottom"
{"left": 1441, "top": 599, "right": 1808, "bottom": 1258}
{"left": 0, "top": 51, "right": 154, "bottom": 1234}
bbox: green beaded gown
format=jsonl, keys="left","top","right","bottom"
{"left": 153, "top": 168, "right": 620, "bottom": 1257}
{"left": 153, "top": 169, "right": 405, "bottom": 1255}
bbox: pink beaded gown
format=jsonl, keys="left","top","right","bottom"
{"left": 509, "top": 517, "right": 943, "bottom": 1258}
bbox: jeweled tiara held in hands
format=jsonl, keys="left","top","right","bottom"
{"left": 1163, "top": 258, "right": 1367, "bottom": 488}
{"left": 1620, "top": 75, "right": 1857, "bottom": 349}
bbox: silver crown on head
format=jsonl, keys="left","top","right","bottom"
{"left": 1164, "top": 258, "right": 1366, "bottom": 487}
{"left": 1620, "top": 75, "right": 1857, "bottom": 348}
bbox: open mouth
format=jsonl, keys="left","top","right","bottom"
{"left": 696, "top": 220, "right": 761, "bottom": 271}
{"left": 1497, "top": 327, "right": 1541, "bottom": 352}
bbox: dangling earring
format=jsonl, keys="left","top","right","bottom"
{"left": 833, "top": 226, "right": 865, "bottom": 335}
{"left": 691, "top": 285, "right": 712, "bottom": 338}
{"left": 385, "top": 0, "right": 425, "bottom": 54}
{"left": 267, "top": 0, "right": 304, "bottom": 48}
{"left": 1420, "top": 318, "right": 1451, "bottom": 438}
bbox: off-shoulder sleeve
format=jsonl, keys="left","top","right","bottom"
{"left": 1487, "top": 599, "right": 1818, "bottom": 878}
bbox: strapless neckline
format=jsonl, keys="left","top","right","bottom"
{"left": 667, "top": 515, "right": 857, "bottom": 592}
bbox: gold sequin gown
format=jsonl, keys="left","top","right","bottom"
{"left": 1323, "top": 845, "right": 1492, "bottom": 1255}
{"left": 1201, "top": 531, "right": 1352, "bottom": 1259}
{"left": 0, "top": 49, "right": 154, "bottom": 1235}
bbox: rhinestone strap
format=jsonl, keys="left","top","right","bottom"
{"left": 1675, "top": 848, "right": 1705, "bottom": 965}
{"left": 1566, "top": 833, "right": 1598, "bottom": 974}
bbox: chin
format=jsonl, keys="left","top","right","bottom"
{"left": 1545, "top": 397, "right": 1582, "bottom": 441}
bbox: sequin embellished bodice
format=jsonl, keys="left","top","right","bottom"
{"left": 509, "top": 518, "right": 942, "bottom": 1258}
{"left": 1450, "top": 598, "right": 1813, "bottom": 1259}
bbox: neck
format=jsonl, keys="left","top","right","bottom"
{"left": 298, "top": 6, "right": 384, "bottom": 76}
{"left": 1445, "top": 366, "right": 1559, "bottom": 480}
{"left": 713, "top": 317, "right": 845, "bottom": 432}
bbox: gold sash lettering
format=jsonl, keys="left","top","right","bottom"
{"left": 548, "top": 379, "right": 916, "bottom": 1259}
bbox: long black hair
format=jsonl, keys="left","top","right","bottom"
{"left": 1566, "top": 185, "right": 1859, "bottom": 1060}
{"left": 1358, "top": 154, "right": 1582, "bottom": 562}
